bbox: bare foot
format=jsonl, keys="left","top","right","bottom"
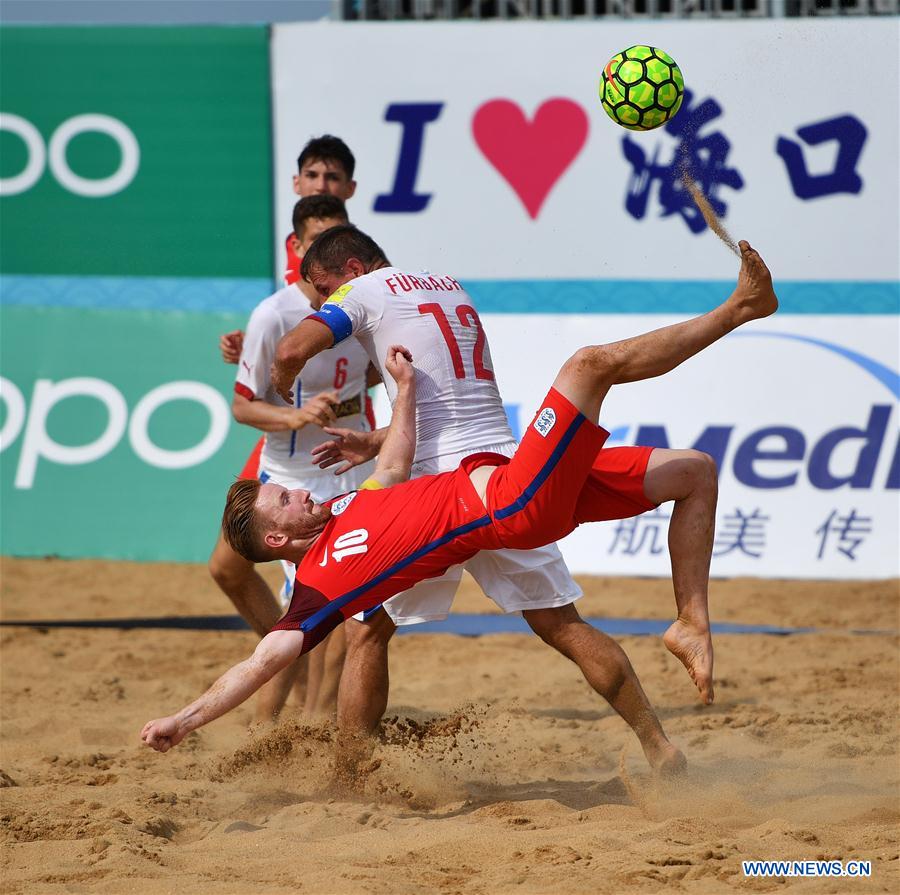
{"left": 663, "top": 617, "right": 715, "bottom": 705}
{"left": 329, "top": 755, "right": 380, "bottom": 797}
{"left": 729, "top": 240, "right": 778, "bottom": 325}
{"left": 655, "top": 743, "right": 688, "bottom": 778}
{"left": 643, "top": 739, "right": 688, "bottom": 778}
{"left": 331, "top": 730, "right": 377, "bottom": 793}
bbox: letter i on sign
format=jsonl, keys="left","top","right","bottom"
{"left": 374, "top": 103, "right": 443, "bottom": 213}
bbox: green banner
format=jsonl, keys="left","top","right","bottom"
{"left": 1, "top": 26, "right": 275, "bottom": 562}
{"left": 1, "top": 305, "right": 260, "bottom": 561}
{"left": 0, "top": 27, "right": 272, "bottom": 278}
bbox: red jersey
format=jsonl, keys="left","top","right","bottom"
{"left": 273, "top": 459, "right": 502, "bottom": 649}
{"left": 284, "top": 232, "right": 301, "bottom": 285}
{"left": 272, "top": 387, "right": 652, "bottom": 654}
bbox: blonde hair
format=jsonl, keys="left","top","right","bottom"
{"left": 221, "top": 479, "right": 270, "bottom": 563}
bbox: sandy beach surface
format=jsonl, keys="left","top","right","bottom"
{"left": 1, "top": 557, "right": 898, "bottom": 894}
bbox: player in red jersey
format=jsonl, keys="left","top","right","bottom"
{"left": 142, "top": 240, "right": 778, "bottom": 769}
{"left": 275, "top": 226, "right": 719, "bottom": 748}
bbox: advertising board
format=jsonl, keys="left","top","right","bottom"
{"left": 1, "top": 27, "right": 273, "bottom": 561}
{"left": 274, "top": 19, "right": 898, "bottom": 577}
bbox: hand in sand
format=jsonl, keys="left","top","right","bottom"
{"left": 141, "top": 716, "right": 187, "bottom": 753}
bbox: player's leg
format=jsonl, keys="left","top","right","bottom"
{"left": 317, "top": 626, "right": 349, "bottom": 715}
{"left": 304, "top": 626, "right": 347, "bottom": 717}
{"left": 208, "top": 532, "right": 305, "bottom": 721}
{"left": 331, "top": 567, "right": 465, "bottom": 758}
{"left": 643, "top": 449, "right": 718, "bottom": 704}
{"left": 301, "top": 640, "right": 326, "bottom": 714}
{"left": 334, "top": 609, "right": 396, "bottom": 784}
{"left": 572, "top": 445, "right": 718, "bottom": 704}
{"left": 209, "top": 532, "right": 285, "bottom": 635}
{"left": 551, "top": 241, "right": 777, "bottom": 423}
{"left": 466, "top": 548, "right": 682, "bottom": 774}
{"left": 523, "top": 603, "right": 685, "bottom": 775}
{"left": 481, "top": 243, "right": 775, "bottom": 550}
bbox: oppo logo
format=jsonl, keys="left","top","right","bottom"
{"left": 0, "top": 112, "right": 140, "bottom": 197}
{"left": 0, "top": 376, "right": 230, "bottom": 488}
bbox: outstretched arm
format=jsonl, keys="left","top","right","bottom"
{"left": 366, "top": 346, "right": 416, "bottom": 489}
{"left": 272, "top": 318, "right": 334, "bottom": 402}
{"left": 140, "top": 629, "right": 304, "bottom": 752}
{"left": 232, "top": 390, "right": 339, "bottom": 434}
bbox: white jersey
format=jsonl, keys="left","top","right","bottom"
{"left": 236, "top": 284, "right": 372, "bottom": 483}
{"left": 311, "top": 267, "right": 513, "bottom": 463}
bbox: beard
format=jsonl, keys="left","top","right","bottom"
{"left": 291, "top": 502, "right": 333, "bottom": 540}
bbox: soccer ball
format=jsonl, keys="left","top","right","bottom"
{"left": 599, "top": 45, "right": 685, "bottom": 131}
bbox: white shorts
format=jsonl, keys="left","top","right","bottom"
{"left": 381, "top": 441, "right": 582, "bottom": 626}
{"left": 259, "top": 460, "right": 375, "bottom": 610}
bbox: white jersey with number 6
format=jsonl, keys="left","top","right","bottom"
{"left": 310, "top": 267, "right": 513, "bottom": 463}
{"left": 236, "top": 284, "right": 371, "bottom": 484}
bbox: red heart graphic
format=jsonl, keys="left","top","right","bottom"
{"left": 472, "top": 98, "right": 589, "bottom": 219}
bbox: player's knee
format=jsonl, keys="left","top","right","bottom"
{"left": 523, "top": 604, "right": 582, "bottom": 650}
{"left": 564, "top": 345, "right": 622, "bottom": 386}
{"left": 684, "top": 449, "right": 719, "bottom": 495}
{"left": 344, "top": 615, "right": 394, "bottom": 654}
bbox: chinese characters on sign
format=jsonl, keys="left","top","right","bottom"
{"left": 776, "top": 115, "right": 867, "bottom": 200}
{"left": 713, "top": 508, "right": 770, "bottom": 559}
{"left": 608, "top": 508, "right": 671, "bottom": 556}
{"left": 815, "top": 509, "right": 873, "bottom": 561}
{"left": 621, "top": 90, "right": 744, "bottom": 234}
{"left": 605, "top": 507, "right": 873, "bottom": 562}
{"left": 616, "top": 89, "right": 867, "bottom": 231}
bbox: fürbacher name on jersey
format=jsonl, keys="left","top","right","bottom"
{"left": 384, "top": 273, "right": 464, "bottom": 295}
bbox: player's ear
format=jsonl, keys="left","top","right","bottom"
{"left": 344, "top": 179, "right": 356, "bottom": 200}
{"left": 264, "top": 531, "right": 289, "bottom": 551}
{"left": 345, "top": 257, "right": 365, "bottom": 278}
{"left": 292, "top": 174, "right": 302, "bottom": 196}
{"left": 289, "top": 233, "right": 303, "bottom": 255}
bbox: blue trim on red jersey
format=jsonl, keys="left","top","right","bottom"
{"left": 493, "top": 413, "right": 586, "bottom": 521}
{"left": 311, "top": 305, "right": 353, "bottom": 344}
{"left": 299, "top": 514, "right": 493, "bottom": 632}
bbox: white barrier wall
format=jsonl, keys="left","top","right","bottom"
{"left": 273, "top": 19, "right": 899, "bottom": 579}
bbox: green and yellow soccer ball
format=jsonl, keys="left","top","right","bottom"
{"left": 600, "top": 45, "right": 685, "bottom": 131}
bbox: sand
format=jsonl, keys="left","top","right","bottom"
{"left": 1, "top": 556, "right": 898, "bottom": 894}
